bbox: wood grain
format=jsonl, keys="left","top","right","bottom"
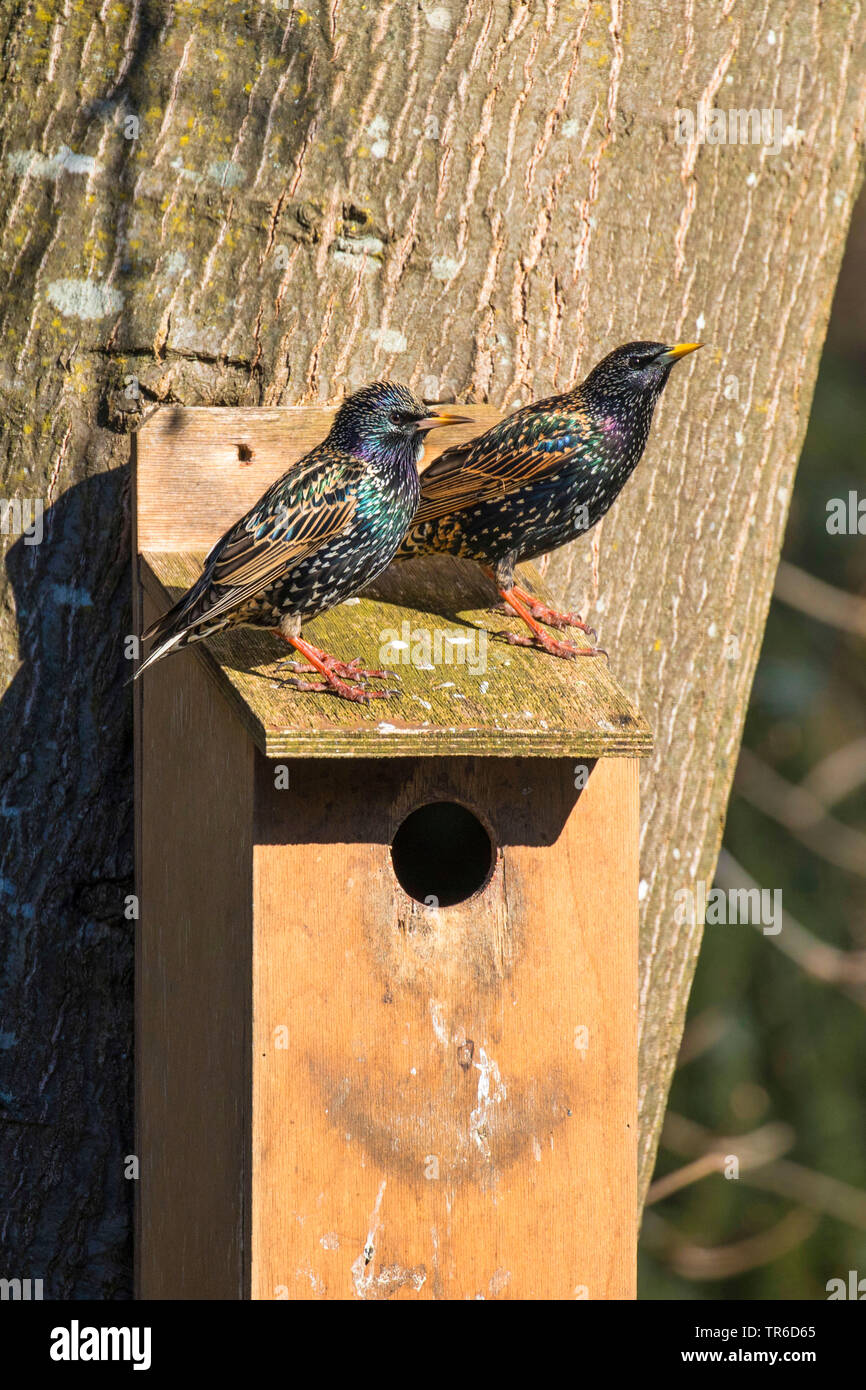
{"left": 251, "top": 755, "right": 638, "bottom": 1300}
{"left": 136, "top": 586, "right": 254, "bottom": 1300}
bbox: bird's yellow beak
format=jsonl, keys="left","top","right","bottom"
{"left": 660, "top": 342, "right": 702, "bottom": 362}
{"left": 416, "top": 408, "right": 474, "bottom": 431}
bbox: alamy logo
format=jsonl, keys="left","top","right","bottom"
{"left": 826, "top": 1271, "right": 866, "bottom": 1300}
{"left": 0, "top": 497, "right": 43, "bottom": 545}
{"left": 50, "top": 1320, "right": 152, "bottom": 1371}
{"left": 0, "top": 1277, "right": 43, "bottom": 1299}
{"left": 379, "top": 621, "right": 488, "bottom": 675}
{"left": 675, "top": 102, "right": 784, "bottom": 156}
{"left": 674, "top": 880, "right": 781, "bottom": 935}
{"left": 826, "top": 492, "right": 866, "bottom": 535}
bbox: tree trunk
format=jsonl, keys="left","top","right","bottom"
{"left": 1, "top": 0, "right": 863, "bottom": 1295}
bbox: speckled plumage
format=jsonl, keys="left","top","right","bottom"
{"left": 136, "top": 382, "right": 458, "bottom": 699}
{"left": 397, "top": 340, "right": 701, "bottom": 657}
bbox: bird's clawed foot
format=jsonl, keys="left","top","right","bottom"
{"left": 503, "top": 629, "right": 607, "bottom": 660}
{"left": 276, "top": 639, "right": 401, "bottom": 702}
{"left": 496, "top": 584, "right": 606, "bottom": 661}
{"left": 509, "top": 584, "right": 597, "bottom": 639}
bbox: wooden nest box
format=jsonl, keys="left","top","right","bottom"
{"left": 133, "top": 406, "right": 652, "bottom": 1301}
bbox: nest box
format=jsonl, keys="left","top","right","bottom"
{"left": 133, "top": 406, "right": 652, "bottom": 1301}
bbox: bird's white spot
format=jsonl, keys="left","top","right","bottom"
{"left": 672, "top": 848, "right": 681, "bottom": 861}
{"left": 746, "top": 172, "right": 757, "bottom": 187}
{"left": 562, "top": 118, "right": 580, "bottom": 138}
{"left": 708, "top": 621, "right": 717, "bottom": 637}
{"left": 638, "top": 879, "right": 649, "bottom": 901}
{"left": 766, "top": 29, "right": 776, "bottom": 44}
{"left": 735, "top": 431, "right": 745, "bottom": 447}
{"left": 695, "top": 312, "right": 706, "bottom": 334}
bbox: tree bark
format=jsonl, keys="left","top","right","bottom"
{"left": 0, "top": 0, "right": 863, "bottom": 1295}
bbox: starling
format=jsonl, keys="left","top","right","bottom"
{"left": 398, "top": 341, "right": 701, "bottom": 657}
{"left": 136, "top": 382, "right": 468, "bottom": 702}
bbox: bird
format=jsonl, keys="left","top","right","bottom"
{"left": 397, "top": 341, "right": 701, "bottom": 657}
{"left": 135, "top": 382, "right": 468, "bottom": 702}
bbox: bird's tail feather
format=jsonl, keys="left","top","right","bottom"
{"left": 130, "top": 629, "right": 189, "bottom": 683}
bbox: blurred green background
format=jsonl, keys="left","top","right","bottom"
{"left": 640, "top": 187, "right": 866, "bottom": 1300}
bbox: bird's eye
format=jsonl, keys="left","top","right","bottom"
{"left": 389, "top": 409, "right": 403, "bottom": 424}
{"left": 628, "top": 355, "right": 646, "bottom": 369}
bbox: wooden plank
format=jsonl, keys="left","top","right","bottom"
{"left": 250, "top": 754, "right": 638, "bottom": 1300}
{"left": 140, "top": 550, "right": 652, "bottom": 759}
{"left": 136, "top": 586, "right": 254, "bottom": 1300}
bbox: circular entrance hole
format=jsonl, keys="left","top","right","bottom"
{"left": 391, "top": 802, "right": 494, "bottom": 907}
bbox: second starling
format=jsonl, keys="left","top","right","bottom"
{"left": 397, "top": 341, "right": 701, "bottom": 656}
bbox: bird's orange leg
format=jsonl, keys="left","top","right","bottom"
{"left": 507, "top": 583, "right": 597, "bottom": 639}
{"left": 496, "top": 587, "right": 605, "bottom": 660}
{"left": 276, "top": 634, "right": 398, "bottom": 703}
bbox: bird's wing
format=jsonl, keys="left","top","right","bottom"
{"left": 414, "top": 401, "right": 590, "bottom": 526}
{"left": 143, "top": 450, "right": 361, "bottom": 640}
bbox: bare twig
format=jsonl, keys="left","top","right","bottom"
{"left": 734, "top": 746, "right": 866, "bottom": 877}
{"left": 774, "top": 560, "right": 866, "bottom": 638}
{"left": 675, "top": 1006, "right": 730, "bottom": 1066}
{"left": 647, "top": 1120, "right": 794, "bottom": 1205}
{"left": 802, "top": 735, "right": 866, "bottom": 808}
{"left": 715, "top": 850, "right": 866, "bottom": 1000}
{"left": 642, "top": 1207, "right": 817, "bottom": 1280}
{"left": 661, "top": 1111, "right": 866, "bottom": 1231}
